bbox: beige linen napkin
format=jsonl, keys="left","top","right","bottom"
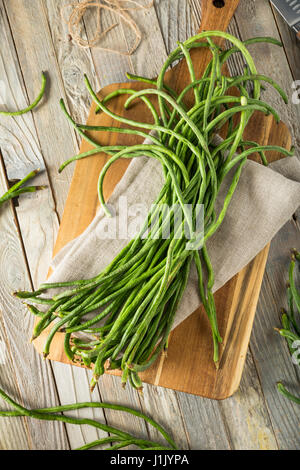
{"left": 49, "top": 140, "right": 300, "bottom": 331}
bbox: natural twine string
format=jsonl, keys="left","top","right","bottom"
{"left": 61, "top": 0, "right": 154, "bottom": 56}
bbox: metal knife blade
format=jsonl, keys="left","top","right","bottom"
{"left": 270, "top": 0, "right": 300, "bottom": 36}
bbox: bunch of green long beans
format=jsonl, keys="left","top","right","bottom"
{"left": 0, "top": 169, "right": 45, "bottom": 208}
{"left": 15, "top": 31, "right": 294, "bottom": 391}
{"left": 0, "top": 386, "right": 177, "bottom": 450}
{"left": 276, "top": 250, "right": 300, "bottom": 405}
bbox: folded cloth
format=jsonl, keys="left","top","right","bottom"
{"left": 49, "top": 139, "right": 300, "bottom": 332}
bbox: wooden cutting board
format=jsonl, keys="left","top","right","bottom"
{"left": 33, "top": 0, "right": 292, "bottom": 399}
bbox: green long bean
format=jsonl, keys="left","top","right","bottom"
{"left": 0, "top": 169, "right": 45, "bottom": 209}
{"left": 0, "top": 72, "right": 46, "bottom": 116}
{"left": 0, "top": 386, "right": 177, "bottom": 450}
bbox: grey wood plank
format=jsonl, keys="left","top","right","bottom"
{"left": 38, "top": 0, "right": 170, "bottom": 449}
{"left": 0, "top": 324, "right": 30, "bottom": 449}
{"left": 176, "top": 391, "right": 231, "bottom": 450}
{"left": 250, "top": 222, "right": 300, "bottom": 450}
{"left": 175, "top": 0, "right": 283, "bottom": 450}
{"left": 1, "top": 0, "right": 299, "bottom": 450}
{"left": 0, "top": 0, "right": 71, "bottom": 449}
{"left": 188, "top": 0, "right": 201, "bottom": 33}
{"left": 99, "top": 375, "right": 150, "bottom": 450}
{"left": 0, "top": 158, "right": 69, "bottom": 450}
{"left": 0, "top": 162, "right": 34, "bottom": 450}
{"left": 3, "top": 0, "right": 78, "bottom": 221}
{"left": 44, "top": 0, "right": 100, "bottom": 126}
{"left": 218, "top": 351, "right": 278, "bottom": 450}
{"left": 121, "top": 3, "right": 168, "bottom": 78}
{"left": 43, "top": 0, "right": 146, "bottom": 448}
{"left": 155, "top": 0, "right": 194, "bottom": 52}
{"left": 84, "top": 0, "right": 191, "bottom": 448}
{"left": 0, "top": 0, "right": 107, "bottom": 449}
{"left": 50, "top": 364, "right": 108, "bottom": 450}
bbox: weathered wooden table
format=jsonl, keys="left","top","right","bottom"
{"left": 0, "top": 0, "right": 299, "bottom": 450}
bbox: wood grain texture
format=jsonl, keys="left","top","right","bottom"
{"left": 3, "top": 0, "right": 80, "bottom": 220}
{"left": 0, "top": 163, "right": 36, "bottom": 450}
{"left": 1, "top": 0, "right": 66, "bottom": 286}
{"left": 228, "top": 1, "right": 300, "bottom": 159}
{"left": 159, "top": 0, "right": 279, "bottom": 449}
{"left": 50, "top": 364, "right": 108, "bottom": 450}
{"left": 217, "top": 351, "right": 278, "bottom": 450}
{"left": 44, "top": 0, "right": 99, "bottom": 125}
{"left": 0, "top": 0, "right": 299, "bottom": 450}
{"left": 270, "top": 3, "right": 300, "bottom": 81}
{"left": 0, "top": 158, "right": 68, "bottom": 450}
{"left": 155, "top": 0, "right": 194, "bottom": 51}
{"left": 44, "top": 0, "right": 175, "bottom": 450}
{"left": 250, "top": 227, "right": 300, "bottom": 450}
{"left": 100, "top": 376, "right": 148, "bottom": 445}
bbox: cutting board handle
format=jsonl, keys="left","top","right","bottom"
{"left": 198, "top": 0, "right": 240, "bottom": 35}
